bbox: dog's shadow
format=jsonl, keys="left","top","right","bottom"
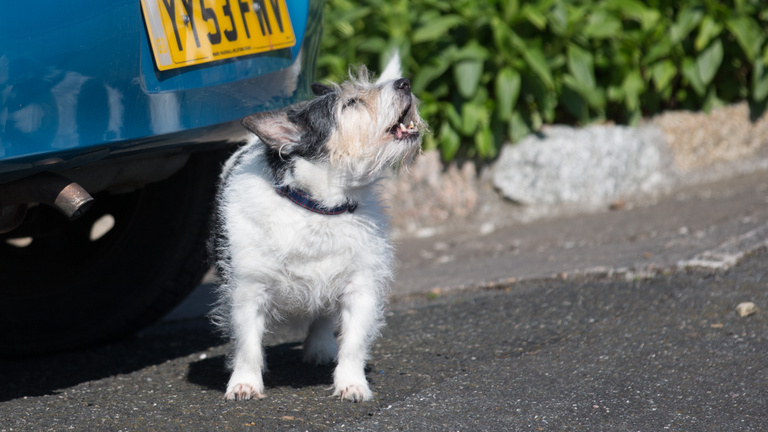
{"left": 188, "top": 342, "right": 335, "bottom": 392}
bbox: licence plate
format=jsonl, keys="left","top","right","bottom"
{"left": 141, "top": 0, "right": 296, "bottom": 71}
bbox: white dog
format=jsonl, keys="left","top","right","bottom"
{"left": 210, "top": 56, "right": 424, "bottom": 402}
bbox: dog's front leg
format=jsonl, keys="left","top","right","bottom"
{"left": 225, "top": 284, "right": 270, "bottom": 400}
{"left": 333, "top": 280, "right": 381, "bottom": 402}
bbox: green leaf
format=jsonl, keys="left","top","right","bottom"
{"left": 650, "top": 60, "right": 677, "bottom": 91}
{"left": 440, "top": 102, "right": 462, "bottom": 130}
{"left": 681, "top": 57, "right": 706, "bottom": 96}
{"left": 490, "top": 17, "right": 516, "bottom": 60}
{"left": 694, "top": 16, "right": 723, "bottom": 52}
{"left": 451, "top": 40, "right": 490, "bottom": 62}
{"left": 607, "top": 84, "right": 624, "bottom": 102}
{"left": 567, "top": 44, "right": 596, "bottom": 89}
{"left": 356, "top": 37, "right": 387, "bottom": 53}
{"left": 412, "top": 15, "right": 463, "bottom": 44}
{"left": 549, "top": 1, "right": 568, "bottom": 36}
{"left": 702, "top": 87, "right": 724, "bottom": 112}
{"left": 438, "top": 122, "right": 461, "bottom": 161}
{"left": 521, "top": 46, "right": 554, "bottom": 89}
{"left": 423, "top": 134, "right": 438, "bottom": 152}
{"left": 763, "top": 43, "right": 768, "bottom": 65}
{"left": 336, "top": 7, "right": 372, "bottom": 27}
{"left": 754, "top": 61, "right": 768, "bottom": 101}
{"left": 521, "top": 4, "right": 547, "bottom": 29}
{"left": 670, "top": 7, "right": 703, "bottom": 44}
{"left": 627, "top": 109, "right": 642, "bottom": 126}
{"left": 561, "top": 84, "right": 589, "bottom": 123}
{"left": 607, "top": 0, "right": 659, "bottom": 30}
{"left": 453, "top": 60, "right": 484, "bottom": 99}
{"left": 495, "top": 67, "right": 521, "bottom": 120}
{"left": 335, "top": 21, "right": 355, "bottom": 38}
{"left": 412, "top": 46, "right": 456, "bottom": 94}
{"left": 726, "top": 16, "right": 763, "bottom": 62}
{"left": 696, "top": 39, "right": 723, "bottom": 86}
{"left": 755, "top": 75, "right": 768, "bottom": 101}
{"left": 461, "top": 102, "right": 483, "bottom": 135}
{"left": 642, "top": 38, "right": 673, "bottom": 65}
{"left": 475, "top": 125, "right": 495, "bottom": 159}
{"left": 622, "top": 70, "right": 645, "bottom": 111}
{"left": 583, "top": 10, "right": 622, "bottom": 39}
{"left": 524, "top": 76, "right": 557, "bottom": 123}
{"left": 502, "top": 0, "right": 520, "bottom": 23}
{"left": 563, "top": 74, "right": 606, "bottom": 109}
{"left": 508, "top": 111, "right": 531, "bottom": 142}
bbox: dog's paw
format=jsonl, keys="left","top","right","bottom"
{"left": 332, "top": 383, "right": 373, "bottom": 402}
{"left": 224, "top": 383, "right": 266, "bottom": 401}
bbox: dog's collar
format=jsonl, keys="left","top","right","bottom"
{"left": 274, "top": 184, "right": 357, "bottom": 216}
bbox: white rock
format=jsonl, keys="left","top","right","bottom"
{"left": 736, "top": 302, "right": 758, "bottom": 318}
{"left": 492, "top": 124, "right": 673, "bottom": 206}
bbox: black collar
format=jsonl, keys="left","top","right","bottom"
{"left": 274, "top": 184, "right": 357, "bottom": 215}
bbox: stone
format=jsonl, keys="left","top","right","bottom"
{"left": 736, "top": 302, "right": 758, "bottom": 318}
{"left": 652, "top": 102, "right": 768, "bottom": 172}
{"left": 492, "top": 124, "right": 673, "bottom": 207}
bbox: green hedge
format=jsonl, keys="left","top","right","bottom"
{"left": 317, "top": 0, "right": 768, "bottom": 161}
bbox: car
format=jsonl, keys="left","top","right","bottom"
{"left": 0, "top": 0, "right": 324, "bottom": 355}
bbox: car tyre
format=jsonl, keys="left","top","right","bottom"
{"left": 0, "top": 150, "right": 227, "bottom": 356}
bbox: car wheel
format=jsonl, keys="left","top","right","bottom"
{"left": 0, "top": 150, "right": 226, "bottom": 356}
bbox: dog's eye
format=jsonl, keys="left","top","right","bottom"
{"left": 342, "top": 98, "right": 359, "bottom": 110}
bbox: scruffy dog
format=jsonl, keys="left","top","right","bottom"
{"left": 210, "top": 56, "right": 423, "bottom": 402}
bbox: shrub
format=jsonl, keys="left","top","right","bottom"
{"left": 317, "top": 0, "right": 768, "bottom": 161}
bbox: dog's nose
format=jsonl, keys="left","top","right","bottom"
{"left": 394, "top": 78, "right": 410, "bottom": 92}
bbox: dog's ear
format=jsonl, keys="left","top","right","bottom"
{"left": 311, "top": 83, "right": 335, "bottom": 96}
{"left": 242, "top": 111, "right": 303, "bottom": 154}
{"left": 376, "top": 50, "right": 402, "bottom": 84}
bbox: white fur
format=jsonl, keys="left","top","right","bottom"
{"left": 212, "top": 65, "right": 423, "bottom": 403}
{"left": 213, "top": 139, "right": 396, "bottom": 402}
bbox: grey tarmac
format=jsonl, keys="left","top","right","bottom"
{"left": 2, "top": 169, "right": 768, "bottom": 431}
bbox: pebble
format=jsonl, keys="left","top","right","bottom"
{"left": 735, "top": 302, "right": 758, "bottom": 318}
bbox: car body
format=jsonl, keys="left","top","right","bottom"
{"left": 0, "top": 0, "right": 324, "bottom": 355}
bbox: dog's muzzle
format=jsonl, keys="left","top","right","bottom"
{"left": 389, "top": 79, "right": 420, "bottom": 141}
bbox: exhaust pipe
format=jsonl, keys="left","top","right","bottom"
{"left": 0, "top": 173, "right": 94, "bottom": 231}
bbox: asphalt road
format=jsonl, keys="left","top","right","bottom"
{"left": 2, "top": 250, "right": 767, "bottom": 431}
{"left": 2, "top": 171, "right": 768, "bottom": 431}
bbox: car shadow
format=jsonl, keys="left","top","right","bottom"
{"left": 0, "top": 315, "right": 337, "bottom": 402}
{"left": 0, "top": 318, "right": 225, "bottom": 402}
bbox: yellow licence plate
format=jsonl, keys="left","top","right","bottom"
{"left": 141, "top": 0, "right": 296, "bottom": 71}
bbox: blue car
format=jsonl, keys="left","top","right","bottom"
{"left": 0, "top": 0, "right": 324, "bottom": 355}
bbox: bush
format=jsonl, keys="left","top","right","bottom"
{"left": 317, "top": 0, "right": 768, "bottom": 161}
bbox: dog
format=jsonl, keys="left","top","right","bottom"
{"left": 210, "top": 55, "right": 424, "bottom": 402}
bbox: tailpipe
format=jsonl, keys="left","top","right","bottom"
{"left": 0, "top": 172, "right": 94, "bottom": 222}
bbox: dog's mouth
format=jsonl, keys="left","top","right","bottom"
{"left": 388, "top": 103, "right": 420, "bottom": 141}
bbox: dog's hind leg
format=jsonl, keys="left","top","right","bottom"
{"left": 302, "top": 314, "right": 338, "bottom": 365}
{"left": 225, "top": 282, "right": 271, "bottom": 400}
{"left": 333, "top": 278, "right": 381, "bottom": 402}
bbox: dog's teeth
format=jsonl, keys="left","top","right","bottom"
{"left": 399, "top": 123, "right": 407, "bottom": 132}
{"left": 408, "top": 120, "right": 415, "bottom": 130}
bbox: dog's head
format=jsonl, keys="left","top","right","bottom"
{"left": 242, "top": 55, "right": 424, "bottom": 183}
